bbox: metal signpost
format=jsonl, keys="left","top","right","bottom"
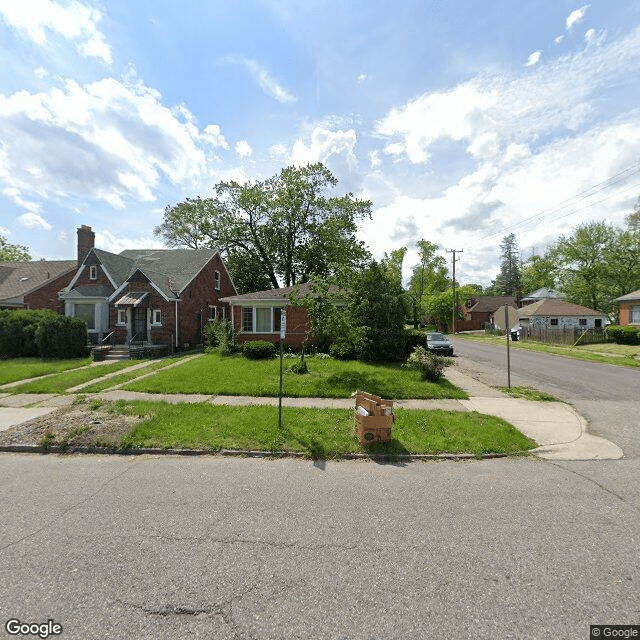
{"left": 504, "top": 304, "right": 511, "bottom": 389}
{"left": 278, "top": 309, "right": 286, "bottom": 429}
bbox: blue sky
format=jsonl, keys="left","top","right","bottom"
{"left": 1, "top": 0, "right": 640, "bottom": 287}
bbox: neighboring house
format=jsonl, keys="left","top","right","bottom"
{"left": 0, "top": 260, "right": 76, "bottom": 311}
{"left": 221, "top": 282, "right": 334, "bottom": 349}
{"left": 519, "top": 288, "right": 565, "bottom": 307}
{"left": 457, "top": 296, "right": 518, "bottom": 331}
{"left": 518, "top": 299, "right": 607, "bottom": 331}
{"left": 614, "top": 290, "right": 640, "bottom": 326}
{"left": 60, "top": 226, "right": 236, "bottom": 347}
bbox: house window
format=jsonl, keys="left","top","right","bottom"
{"left": 209, "top": 306, "right": 217, "bottom": 321}
{"left": 579, "top": 318, "right": 587, "bottom": 326}
{"left": 214, "top": 270, "right": 221, "bottom": 291}
{"left": 117, "top": 309, "right": 126, "bottom": 325}
{"left": 89, "top": 265, "right": 97, "bottom": 280}
{"left": 75, "top": 304, "right": 95, "bottom": 330}
{"left": 631, "top": 306, "right": 640, "bottom": 324}
{"left": 152, "top": 309, "right": 162, "bottom": 325}
{"left": 242, "top": 307, "right": 253, "bottom": 332}
{"left": 242, "top": 307, "right": 284, "bottom": 333}
{"left": 220, "top": 306, "right": 226, "bottom": 320}
{"left": 595, "top": 318, "right": 602, "bottom": 328}
{"left": 550, "top": 318, "right": 558, "bottom": 326}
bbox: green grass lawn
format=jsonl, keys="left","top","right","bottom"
{"left": 9, "top": 360, "right": 143, "bottom": 394}
{"left": 99, "top": 401, "right": 535, "bottom": 457}
{"left": 122, "top": 352, "right": 467, "bottom": 399}
{"left": 80, "top": 356, "right": 190, "bottom": 393}
{"left": 0, "top": 356, "right": 93, "bottom": 385}
{"left": 458, "top": 333, "right": 640, "bottom": 368}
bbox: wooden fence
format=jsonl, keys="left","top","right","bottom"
{"left": 520, "top": 326, "right": 608, "bottom": 346}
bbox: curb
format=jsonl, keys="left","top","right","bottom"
{"left": 0, "top": 443, "right": 529, "bottom": 461}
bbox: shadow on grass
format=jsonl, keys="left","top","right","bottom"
{"left": 361, "top": 438, "right": 412, "bottom": 466}
{"left": 325, "top": 371, "right": 379, "bottom": 392}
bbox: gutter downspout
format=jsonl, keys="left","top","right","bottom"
{"left": 175, "top": 299, "right": 179, "bottom": 348}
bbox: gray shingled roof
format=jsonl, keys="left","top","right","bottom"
{"left": 0, "top": 260, "right": 76, "bottom": 304}
{"left": 614, "top": 289, "right": 640, "bottom": 302}
{"left": 521, "top": 288, "right": 565, "bottom": 302}
{"left": 467, "top": 296, "right": 518, "bottom": 313}
{"left": 221, "top": 281, "right": 340, "bottom": 303}
{"left": 518, "top": 299, "right": 604, "bottom": 317}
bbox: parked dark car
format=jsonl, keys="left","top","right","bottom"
{"left": 426, "top": 332, "right": 453, "bottom": 356}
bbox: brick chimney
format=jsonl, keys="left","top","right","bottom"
{"left": 77, "top": 225, "right": 95, "bottom": 267}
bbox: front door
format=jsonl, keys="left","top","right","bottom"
{"left": 133, "top": 307, "right": 147, "bottom": 342}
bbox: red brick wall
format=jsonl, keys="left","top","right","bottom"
{"left": 231, "top": 304, "right": 310, "bottom": 349}
{"left": 24, "top": 270, "right": 74, "bottom": 312}
{"left": 73, "top": 261, "right": 114, "bottom": 291}
{"left": 177, "top": 253, "right": 237, "bottom": 347}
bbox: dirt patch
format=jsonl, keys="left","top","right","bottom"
{"left": 0, "top": 400, "right": 144, "bottom": 448}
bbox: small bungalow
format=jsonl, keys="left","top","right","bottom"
{"left": 0, "top": 259, "right": 76, "bottom": 311}
{"left": 457, "top": 296, "right": 518, "bottom": 331}
{"left": 60, "top": 226, "right": 236, "bottom": 348}
{"left": 518, "top": 299, "right": 607, "bottom": 331}
{"left": 220, "top": 282, "right": 338, "bottom": 349}
{"left": 614, "top": 290, "right": 640, "bottom": 326}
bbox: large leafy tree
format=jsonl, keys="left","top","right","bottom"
{"left": 626, "top": 196, "right": 640, "bottom": 231}
{"left": 0, "top": 235, "right": 31, "bottom": 261}
{"left": 520, "top": 251, "right": 557, "bottom": 295}
{"left": 490, "top": 233, "right": 522, "bottom": 297}
{"left": 407, "top": 240, "right": 449, "bottom": 327}
{"left": 155, "top": 163, "right": 372, "bottom": 291}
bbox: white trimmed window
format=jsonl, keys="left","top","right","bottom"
{"left": 241, "top": 307, "right": 283, "bottom": 333}
{"left": 117, "top": 309, "right": 126, "bottom": 325}
{"left": 214, "top": 270, "right": 221, "bottom": 290}
{"left": 152, "top": 309, "right": 162, "bottom": 325}
{"left": 75, "top": 303, "right": 95, "bottom": 330}
{"left": 209, "top": 305, "right": 217, "bottom": 322}
{"left": 89, "top": 265, "right": 97, "bottom": 280}
{"left": 631, "top": 306, "right": 640, "bottom": 324}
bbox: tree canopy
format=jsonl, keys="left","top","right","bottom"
{"left": 155, "top": 163, "right": 372, "bottom": 291}
{"left": 0, "top": 235, "right": 31, "bottom": 261}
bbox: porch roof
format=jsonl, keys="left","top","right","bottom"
{"left": 114, "top": 291, "right": 149, "bottom": 307}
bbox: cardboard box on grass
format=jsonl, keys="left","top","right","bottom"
{"left": 355, "top": 391, "right": 394, "bottom": 446}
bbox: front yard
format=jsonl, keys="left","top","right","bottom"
{"left": 122, "top": 352, "right": 467, "bottom": 399}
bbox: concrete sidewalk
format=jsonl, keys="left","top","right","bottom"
{"left": 0, "top": 365, "right": 623, "bottom": 460}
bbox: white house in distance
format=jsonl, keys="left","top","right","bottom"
{"left": 518, "top": 299, "right": 607, "bottom": 331}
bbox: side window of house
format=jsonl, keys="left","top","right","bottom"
{"left": 273, "top": 307, "right": 282, "bottom": 333}
{"left": 579, "top": 318, "right": 587, "bottom": 326}
{"left": 117, "top": 309, "right": 126, "bottom": 325}
{"left": 631, "top": 306, "right": 640, "bottom": 324}
{"left": 242, "top": 307, "right": 253, "bottom": 332}
{"left": 89, "top": 265, "right": 97, "bottom": 280}
{"left": 550, "top": 318, "right": 558, "bottom": 326}
{"left": 152, "top": 309, "right": 162, "bottom": 325}
{"left": 214, "top": 270, "right": 221, "bottom": 290}
{"left": 209, "top": 306, "right": 217, "bottom": 322}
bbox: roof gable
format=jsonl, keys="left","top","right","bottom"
{"left": 468, "top": 296, "right": 517, "bottom": 313}
{"left": 0, "top": 260, "right": 76, "bottom": 302}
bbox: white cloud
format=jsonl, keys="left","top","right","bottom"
{"left": 369, "top": 150, "right": 381, "bottom": 168}
{"left": 270, "top": 143, "right": 287, "bottom": 158}
{"left": 0, "top": 0, "right": 113, "bottom": 63}
{"left": 34, "top": 67, "right": 48, "bottom": 79}
{"left": 357, "top": 74, "right": 367, "bottom": 83}
{"left": 18, "top": 212, "right": 52, "bottom": 230}
{"left": 0, "top": 76, "right": 217, "bottom": 209}
{"left": 525, "top": 51, "right": 542, "bottom": 67}
{"left": 239, "top": 58, "right": 296, "bottom": 104}
{"left": 375, "top": 26, "right": 640, "bottom": 165}
{"left": 235, "top": 140, "right": 253, "bottom": 158}
{"left": 202, "top": 124, "right": 229, "bottom": 149}
{"left": 584, "top": 28, "right": 606, "bottom": 47}
{"left": 554, "top": 35, "right": 564, "bottom": 45}
{"left": 289, "top": 126, "right": 357, "bottom": 170}
{"left": 566, "top": 5, "right": 589, "bottom": 31}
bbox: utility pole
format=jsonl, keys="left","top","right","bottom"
{"left": 446, "top": 249, "right": 463, "bottom": 334}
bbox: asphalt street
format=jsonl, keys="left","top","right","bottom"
{"left": 452, "top": 338, "right": 640, "bottom": 458}
{"left": 1, "top": 452, "right": 639, "bottom": 640}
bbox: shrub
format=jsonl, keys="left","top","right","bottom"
{"left": 206, "top": 319, "right": 237, "bottom": 355}
{"left": 0, "top": 309, "right": 89, "bottom": 358}
{"left": 605, "top": 324, "right": 640, "bottom": 345}
{"left": 329, "top": 339, "right": 357, "bottom": 360}
{"left": 405, "top": 328, "right": 427, "bottom": 355}
{"left": 404, "top": 346, "right": 446, "bottom": 382}
{"left": 242, "top": 340, "right": 276, "bottom": 359}
{"left": 290, "top": 359, "right": 309, "bottom": 375}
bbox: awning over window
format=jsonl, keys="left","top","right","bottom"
{"left": 114, "top": 291, "right": 149, "bottom": 307}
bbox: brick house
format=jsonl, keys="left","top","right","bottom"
{"left": 457, "top": 296, "right": 518, "bottom": 331}
{"left": 221, "top": 282, "right": 327, "bottom": 349}
{"left": 60, "top": 226, "right": 236, "bottom": 348}
{"left": 614, "top": 290, "right": 640, "bottom": 326}
{"left": 0, "top": 260, "right": 76, "bottom": 311}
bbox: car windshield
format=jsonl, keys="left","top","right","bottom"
{"left": 427, "top": 333, "right": 447, "bottom": 341}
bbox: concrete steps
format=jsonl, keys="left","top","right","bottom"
{"left": 103, "top": 346, "right": 130, "bottom": 361}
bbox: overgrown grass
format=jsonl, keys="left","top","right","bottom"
{"left": 122, "top": 352, "right": 467, "bottom": 399}
{"left": 9, "top": 360, "right": 142, "bottom": 394}
{"left": 80, "top": 356, "right": 188, "bottom": 393}
{"left": 458, "top": 334, "right": 640, "bottom": 368}
{"left": 0, "top": 356, "right": 93, "bottom": 385}
{"left": 109, "top": 401, "right": 535, "bottom": 457}
{"left": 498, "top": 386, "right": 557, "bottom": 402}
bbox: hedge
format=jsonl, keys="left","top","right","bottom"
{"left": 605, "top": 324, "right": 640, "bottom": 345}
{"left": 0, "top": 309, "right": 90, "bottom": 358}
{"left": 242, "top": 340, "right": 276, "bottom": 359}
